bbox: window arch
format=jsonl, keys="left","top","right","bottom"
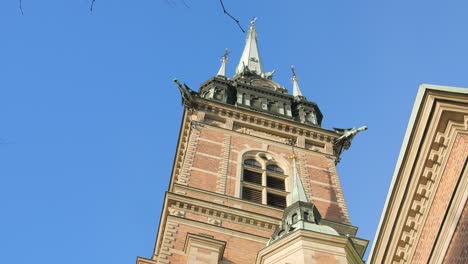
{"left": 241, "top": 153, "right": 287, "bottom": 209}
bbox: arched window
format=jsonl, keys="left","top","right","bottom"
{"left": 292, "top": 213, "right": 298, "bottom": 223}
{"left": 241, "top": 155, "right": 287, "bottom": 209}
{"left": 267, "top": 164, "right": 283, "bottom": 173}
{"left": 303, "top": 212, "right": 309, "bottom": 222}
{"left": 244, "top": 159, "right": 261, "bottom": 169}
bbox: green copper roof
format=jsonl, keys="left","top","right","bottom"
{"left": 290, "top": 157, "right": 309, "bottom": 204}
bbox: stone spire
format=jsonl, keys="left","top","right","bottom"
{"left": 267, "top": 154, "right": 338, "bottom": 246}
{"left": 291, "top": 65, "right": 304, "bottom": 97}
{"left": 217, "top": 49, "right": 229, "bottom": 77}
{"left": 290, "top": 155, "right": 309, "bottom": 204}
{"left": 235, "top": 18, "right": 263, "bottom": 75}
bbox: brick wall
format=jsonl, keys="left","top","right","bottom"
{"left": 443, "top": 199, "right": 468, "bottom": 263}
{"left": 411, "top": 134, "right": 468, "bottom": 263}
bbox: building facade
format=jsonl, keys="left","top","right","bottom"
{"left": 369, "top": 84, "right": 468, "bottom": 264}
{"left": 137, "top": 20, "right": 368, "bottom": 264}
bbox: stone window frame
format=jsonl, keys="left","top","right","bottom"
{"left": 239, "top": 152, "right": 289, "bottom": 209}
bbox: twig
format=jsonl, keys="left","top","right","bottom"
{"left": 181, "top": 0, "right": 190, "bottom": 8}
{"left": 90, "top": 0, "right": 96, "bottom": 12}
{"left": 19, "top": 0, "right": 23, "bottom": 15}
{"left": 219, "top": 0, "right": 245, "bottom": 33}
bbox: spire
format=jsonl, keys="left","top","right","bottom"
{"left": 291, "top": 65, "right": 303, "bottom": 97}
{"left": 235, "top": 18, "right": 263, "bottom": 75}
{"left": 290, "top": 155, "right": 310, "bottom": 204}
{"left": 267, "top": 154, "right": 338, "bottom": 246}
{"left": 217, "top": 49, "right": 229, "bottom": 77}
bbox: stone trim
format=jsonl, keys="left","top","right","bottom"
{"left": 327, "top": 156, "right": 351, "bottom": 224}
{"left": 169, "top": 215, "right": 270, "bottom": 244}
{"left": 178, "top": 124, "right": 200, "bottom": 185}
{"left": 429, "top": 157, "right": 467, "bottom": 263}
{"left": 369, "top": 85, "right": 468, "bottom": 264}
{"left": 197, "top": 152, "right": 222, "bottom": 160}
{"left": 193, "top": 98, "right": 338, "bottom": 146}
{"left": 167, "top": 194, "right": 278, "bottom": 231}
{"left": 156, "top": 220, "right": 179, "bottom": 264}
{"left": 393, "top": 112, "right": 467, "bottom": 263}
{"left": 191, "top": 167, "right": 218, "bottom": 176}
{"left": 183, "top": 233, "right": 226, "bottom": 263}
{"left": 216, "top": 135, "right": 231, "bottom": 194}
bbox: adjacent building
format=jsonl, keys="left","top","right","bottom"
{"left": 369, "top": 84, "right": 468, "bottom": 264}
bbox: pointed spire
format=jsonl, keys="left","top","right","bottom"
{"left": 235, "top": 18, "right": 263, "bottom": 75}
{"left": 291, "top": 65, "right": 304, "bottom": 97}
{"left": 217, "top": 49, "right": 229, "bottom": 77}
{"left": 290, "top": 155, "right": 310, "bottom": 204}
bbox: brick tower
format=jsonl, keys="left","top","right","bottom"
{"left": 137, "top": 20, "right": 368, "bottom": 264}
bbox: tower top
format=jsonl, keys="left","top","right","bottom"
{"left": 235, "top": 18, "right": 264, "bottom": 75}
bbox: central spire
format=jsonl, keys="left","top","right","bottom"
{"left": 235, "top": 18, "right": 264, "bottom": 75}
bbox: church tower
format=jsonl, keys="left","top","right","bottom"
{"left": 137, "top": 20, "right": 368, "bottom": 264}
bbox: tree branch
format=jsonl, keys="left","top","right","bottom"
{"left": 219, "top": 0, "right": 245, "bottom": 33}
{"left": 19, "top": 0, "right": 23, "bottom": 15}
{"left": 90, "top": 0, "right": 96, "bottom": 12}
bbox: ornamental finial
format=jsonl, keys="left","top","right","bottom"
{"left": 291, "top": 65, "right": 303, "bottom": 97}
{"left": 217, "top": 48, "right": 230, "bottom": 77}
{"left": 291, "top": 65, "right": 298, "bottom": 81}
{"left": 222, "top": 48, "right": 230, "bottom": 60}
{"left": 250, "top": 17, "right": 257, "bottom": 27}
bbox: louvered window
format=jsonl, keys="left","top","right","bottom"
{"left": 267, "top": 193, "right": 286, "bottom": 209}
{"left": 266, "top": 176, "right": 285, "bottom": 190}
{"left": 241, "top": 156, "right": 287, "bottom": 209}
{"left": 242, "top": 187, "right": 262, "bottom": 204}
{"left": 244, "top": 170, "right": 262, "bottom": 184}
{"left": 267, "top": 164, "right": 284, "bottom": 173}
{"left": 244, "top": 159, "right": 261, "bottom": 168}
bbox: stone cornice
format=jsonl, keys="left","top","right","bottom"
{"left": 168, "top": 187, "right": 281, "bottom": 229}
{"left": 193, "top": 96, "right": 338, "bottom": 140}
{"left": 256, "top": 229, "right": 364, "bottom": 264}
{"left": 369, "top": 84, "right": 468, "bottom": 264}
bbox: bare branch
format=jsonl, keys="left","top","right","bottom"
{"left": 19, "top": 0, "right": 24, "bottom": 15}
{"left": 181, "top": 0, "right": 190, "bottom": 9}
{"left": 90, "top": 0, "right": 96, "bottom": 12}
{"left": 219, "top": 0, "right": 245, "bottom": 33}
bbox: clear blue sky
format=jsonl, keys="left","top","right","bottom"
{"left": 1, "top": 1, "right": 468, "bottom": 263}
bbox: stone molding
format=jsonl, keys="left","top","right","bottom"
{"left": 256, "top": 229, "right": 364, "bottom": 264}
{"left": 394, "top": 108, "right": 467, "bottom": 263}
{"left": 194, "top": 97, "right": 337, "bottom": 143}
{"left": 167, "top": 192, "right": 279, "bottom": 231}
{"left": 183, "top": 233, "right": 226, "bottom": 263}
{"left": 155, "top": 220, "right": 179, "bottom": 264}
{"left": 216, "top": 135, "right": 231, "bottom": 194}
{"left": 369, "top": 85, "right": 468, "bottom": 264}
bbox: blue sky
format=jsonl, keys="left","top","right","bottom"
{"left": 1, "top": 1, "right": 468, "bottom": 263}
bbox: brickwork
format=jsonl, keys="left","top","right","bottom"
{"left": 166, "top": 219, "right": 267, "bottom": 264}
{"left": 327, "top": 157, "right": 351, "bottom": 224}
{"left": 155, "top": 220, "right": 179, "bottom": 263}
{"left": 411, "top": 134, "right": 468, "bottom": 263}
{"left": 443, "top": 199, "right": 468, "bottom": 263}
{"left": 216, "top": 135, "right": 231, "bottom": 194}
{"left": 178, "top": 125, "right": 200, "bottom": 185}
{"left": 181, "top": 119, "right": 349, "bottom": 222}
{"left": 149, "top": 102, "right": 359, "bottom": 263}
